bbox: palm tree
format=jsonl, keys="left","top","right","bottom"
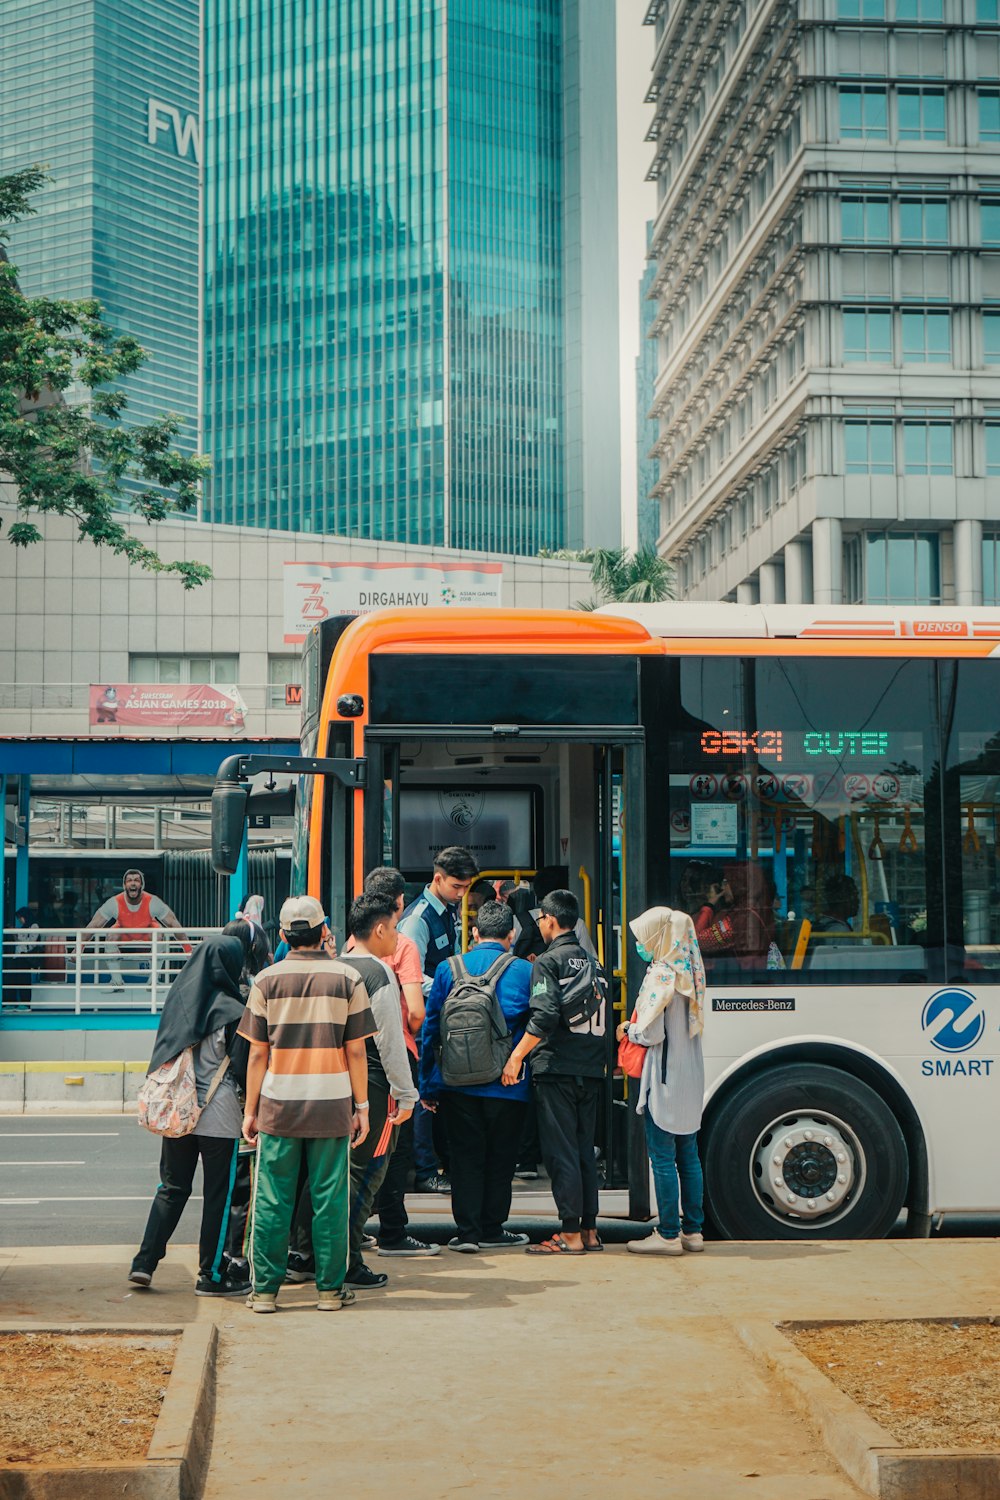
{"left": 577, "top": 547, "right": 676, "bottom": 610}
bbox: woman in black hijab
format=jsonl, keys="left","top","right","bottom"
{"left": 129, "top": 934, "right": 252, "bottom": 1298}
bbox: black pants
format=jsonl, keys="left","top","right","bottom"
{"left": 441, "top": 1092, "right": 527, "bottom": 1243}
{"left": 225, "top": 1146, "right": 256, "bottom": 1265}
{"left": 132, "top": 1134, "right": 240, "bottom": 1283}
{"left": 375, "top": 1052, "right": 418, "bottom": 1244}
{"left": 518, "top": 1094, "right": 541, "bottom": 1169}
{"left": 534, "top": 1076, "right": 601, "bottom": 1234}
{"left": 292, "top": 1074, "right": 396, "bottom": 1275}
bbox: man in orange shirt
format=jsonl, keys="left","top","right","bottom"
{"left": 85, "top": 870, "right": 186, "bottom": 988}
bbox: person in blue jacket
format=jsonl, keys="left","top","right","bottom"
{"left": 420, "top": 900, "right": 533, "bottom": 1253}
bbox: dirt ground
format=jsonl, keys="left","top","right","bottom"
{"left": 787, "top": 1319, "right": 1000, "bottom": 1450}
{"left": 0, "top": 1332, "right": 177, "bottom": 1464}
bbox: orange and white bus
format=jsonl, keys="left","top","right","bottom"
{"left": 214, "top": 602, "right": 1000, "bottom": 1238}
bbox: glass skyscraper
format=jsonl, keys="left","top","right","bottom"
{"left": 203, "top": 1, "right": 619, "bottom": 553}
{"left": 0, "top": 1, "right": 200, "bottom": 462}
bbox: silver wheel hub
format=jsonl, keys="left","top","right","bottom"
{"left": 751, "top": 1112, "right": 864, "bottom": 1225}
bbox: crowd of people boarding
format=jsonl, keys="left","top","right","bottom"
{"left": 128, "top": 846, "right": 708, "bottom": 1310}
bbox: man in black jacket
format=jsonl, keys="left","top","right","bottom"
{"left": 501, "top": 889, "right": 605, "bottom": 1254}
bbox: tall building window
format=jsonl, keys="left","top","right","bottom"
{"left": 837, "top": 0, "right": 886, "bottom": 14}
{"left": 843, "top": 307, "right": 893, "bottom": 361}
{"left": 896, "top": 89, "right": 946, "bottom": 142}
{"left": 983, "top": 312, "right": 1000, "bottom": 362}
{"left": 985, "top": 423, "right": 1000, "bottom": 475}
{"left": 982, "top": 201, "right": 1000, "bottom": 246}
{"left": 985, "top": 534, "right": 1000, "bottom": 604}
{"left": 978, "top": 0, "right": 1000, "bottom": 20}
{"left": 841, "top": 195, "right": 890, "bottom": 243}
{"left": 844, "top": 414, "right": 895, "bottom": 473}
{"left": 840, "top": 87, "right": 889, "bottom": 141}
{"left": 901, "top": 309, "right": 950, "bottom": 363}
{"left": 894, "top": 0, "right": 943, "bottom": 17}
{"left": 902, "top": 415, "right": 953, "bottom": 475}
{"left": 900, "top": 197, "right": 948, "bottom": 244}
{"left": 847, "top": 532, "right": 941, "bottom": 604}
{"left": 979, "top": 91, "right": 1000, "bottom": 142}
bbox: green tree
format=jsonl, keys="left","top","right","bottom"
{"left": 0, "top": 166, "right": 210, "bottom": 587}
{"left": 578, "top": 546, "right": 676, "bottom": 609}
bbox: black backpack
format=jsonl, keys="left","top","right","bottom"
{"left": 558, "top": 952, "right": 610, "bottom": 1034}
{"left": 438, "top": 953, "right": 516, "bottom": 1087}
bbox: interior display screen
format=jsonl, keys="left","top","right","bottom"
{"left": 700, "top": 729, "right": 890, "bottom": 763}
{"left": 398, "top": 787, "right": 534, "bottom": 871}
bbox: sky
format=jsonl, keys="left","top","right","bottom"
{"left": 617, "top": 3, "right": 657, "bottom": 552}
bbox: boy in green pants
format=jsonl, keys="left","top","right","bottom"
{"left": 239, "top": 896, "right": 375, "bottom": 1312}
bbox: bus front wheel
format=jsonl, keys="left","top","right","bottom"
{"left": 703, "top": 1063, "right": 909, "bottom": 1240}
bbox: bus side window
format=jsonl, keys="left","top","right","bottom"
{"left": 944, "top": 662, "right": 1000, "bottom": 983}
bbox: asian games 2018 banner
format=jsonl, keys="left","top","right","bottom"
{"left": 89, "top": 684, "right": 247, "bottom": 729}
{"left": 283, "top": 561, "right": 503, "bottom": 644}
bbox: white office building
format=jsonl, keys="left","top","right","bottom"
{"left": 645, "top": 0, "right": 1000, "bottom": 606}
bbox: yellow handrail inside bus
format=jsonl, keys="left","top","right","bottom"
{"left": 578, "top": 865, "right": 592, "bottom": 935}
{"left": 790, "top": 918, "right": 812, "bottom": 970}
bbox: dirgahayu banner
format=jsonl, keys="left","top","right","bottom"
{"left": 283, "top": 561, "right": 503, "bottom": 643}
{"left": 89, "top": 684, "right": 247, "bottom": 729}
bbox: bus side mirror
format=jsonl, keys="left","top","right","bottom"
{"left": 212, "top": 782, "right": 251, "bottom": 874}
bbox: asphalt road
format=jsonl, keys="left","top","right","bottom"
{"left": 1, "top": 1115, "right": 998, "bottom": 1248}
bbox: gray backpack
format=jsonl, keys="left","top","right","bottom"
{"left": 438, "top": 953, "right": 515, "bottom": 1087}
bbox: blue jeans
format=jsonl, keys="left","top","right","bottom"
{"left": 644, "top": 1113, "right": 704, "bottom": 1239}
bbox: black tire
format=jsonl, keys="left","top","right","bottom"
{"left": 703, "top": 1063, "right": 908, "bottom": 1240}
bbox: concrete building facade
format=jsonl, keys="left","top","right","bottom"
{"left": 645, "top": 0, "right": 1000, "bottom": 606}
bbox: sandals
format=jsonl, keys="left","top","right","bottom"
{"left": 583, "top": 1235, "right": 604, "bottom": 1253}
{"left": 525, "top": 1235, "right": 586, "bottom": 1255}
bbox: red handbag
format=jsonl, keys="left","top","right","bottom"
{"left": 617, "top": 1010, "right": 647, "bottom": 1080}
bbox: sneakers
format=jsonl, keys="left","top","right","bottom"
{"left": 284, "top": 1252, "right": 315, "bottom": 1284}
{"left": 317, "top": 1287, "right": 356, "bottom": 1311}
{"left": 681, "top": 1231, "right": 705, "bottom": 1253}
{"left": 513, "top": 1165, "right": 539, "bottom": 1181}
{"left": 246, "top": 1292, "right": 278, "bottom": 1313}
{"left": 414, "top": 1173, "right": 451, "bottom": 1194}
{"left": 195, "top": 1273, "right": 252, "bottom": 1298}
{"left": 447, "top": 1236, "right": 479, "bottom": 1253}
{"left": 127, "top": 1268, "right": 152, "bottom": 1288}
{"left": 361, "top": 1233, "right": 378, "bottom": 1250}
{"left": 626, "top": 1230, "right": 683, "bottom": 1256}
{"left": 344, "top": 1264, "right": 389, "bottom": 1291}
{"left": 377, "top": 1235, "right": 441, "bottom": 1257}
{"left": 479, "top": 1231, "right": 530, "bottom": 1249}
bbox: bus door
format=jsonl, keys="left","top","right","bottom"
{"left": 363, "top": 725, "right": 649, "bottom": 1218}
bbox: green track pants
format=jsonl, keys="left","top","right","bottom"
{"left": 250, "top": 1133, "right": 349, "bottom": 1295}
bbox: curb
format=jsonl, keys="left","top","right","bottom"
{"left": 0, "top": 1062, "right": 146, "bottom": 1115}
{"left": 0, "top": 1322, "right": 217, "bottom": 1500}
{"left": 736, "top": 1318, "right": 1000, "bottom": 1500}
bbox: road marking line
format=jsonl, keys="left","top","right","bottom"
{"left": 0, "top": 1161, "right": 86, "bottom": 1166}
{"left": 0, "top": 1132, "right": 120, "bottom": 1137}
{"left": 0, "top": 1195, "right": 204, "bottom": 1203}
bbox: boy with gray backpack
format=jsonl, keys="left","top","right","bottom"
{"left": 419, "top": 901, "right": 533, "bottom": 1252}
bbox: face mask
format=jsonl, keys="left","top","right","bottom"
{"left": 636, "top": 942, "right": 653, "bottom": 962}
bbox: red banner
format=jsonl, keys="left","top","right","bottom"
{"left": 89, "top": 684, "right": 247, "bottom": 729}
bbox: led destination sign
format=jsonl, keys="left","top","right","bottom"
{"left": 701, "top": 729, "right": 889, "bottom": 763}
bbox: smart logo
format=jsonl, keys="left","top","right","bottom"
{"left": 920, "top": 989, "right": 991, "bottom": 1078}
{"left": 922, "top": 989, "right": 985, "bottom": 1052}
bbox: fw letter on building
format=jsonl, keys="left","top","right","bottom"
{"left": 283, "top": 561, "right": 503, "bottom": 643}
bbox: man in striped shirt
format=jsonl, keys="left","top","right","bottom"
{"left": 239, "top": 896, "right": 375, "bottom": 1313}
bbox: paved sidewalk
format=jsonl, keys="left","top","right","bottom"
{"left": 1, "top": 1237, "right": 997, "bottom": 1499}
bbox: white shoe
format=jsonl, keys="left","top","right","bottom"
{"left": 681, "top": 1232, "right": 705, "bottom": 1253}
{"left": 246, "top": 1292, "right": 277, "bottom": 1313}
{"left": 626, "top": 1231, "right": 683, "bottom": 1256}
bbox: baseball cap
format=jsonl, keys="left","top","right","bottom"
{"left": 279, "top": 895, "right": 327, "bottom": 930}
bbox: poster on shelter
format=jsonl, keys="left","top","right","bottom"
{"left": 283, "top": 561, "right": 503, "bottom": 643}
{"left": 89, "top": 684, "right": 247, "bottom": 729}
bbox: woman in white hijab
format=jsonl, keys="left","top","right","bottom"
{"left": 616, "top": 906, "right": 706, "bottom": 1256}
